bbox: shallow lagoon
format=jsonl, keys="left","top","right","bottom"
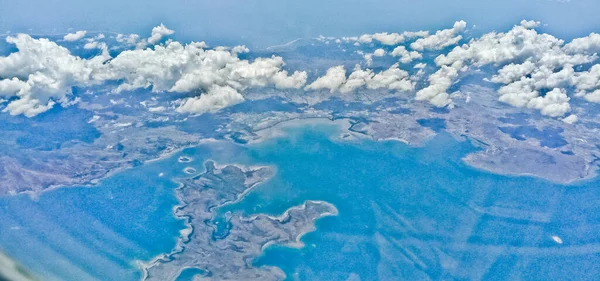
{"left": 1, "top": 120, "right": 600, "bottom": 280}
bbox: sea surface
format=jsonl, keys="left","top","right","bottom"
{"left": 1, "top": 120, "right": 600, "bottom": 280}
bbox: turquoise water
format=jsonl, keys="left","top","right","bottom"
{"left": 1, "top": 121, "right": 600, "bottom": 280}
{"left": 0, "top": 142, "right": 248, "bottom": 281}
{"left": 173, "top": 268, "right": 206, "bottom": 281}
{"left": 222, "top": 124, "right": 600, "bottom": 280}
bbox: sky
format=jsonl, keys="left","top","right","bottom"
{"left": 1, "top": 0, "right": 600, "bottom": 47}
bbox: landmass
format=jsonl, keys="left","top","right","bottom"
{"left": 141, "top": 161, "right": 338, "bottom": 281}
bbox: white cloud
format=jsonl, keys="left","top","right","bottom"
{"left": 147, "top": 23, "right": 175, "bottom": 45}
{"left": 526, "top": 88, "right": 571, "bottom": 117}
{"left": 0, "top": 78, "right": 27, "bottom": 97}
{"left": 231, "top": 45, "right": 250, "bottom": 55}
{"left": 490, "top": 61, "right": 537, "bottom": 84}
{"left": 308, "top": 64, "right": 414, "bottom": 94}
{"left": 373, "top": 48, "right": 386, "bottom": 57}
{"left": 582, "top": 89, "right": 600, "bottom": 103}
{"left": 429, "top": 23, "right": 600, "bottom": 117}
{"left": 564, "top": 33, "right": 600, "bottom": 55}
{"left": 574, "top": 64, "right": 600, "bottom": 91}
{"left": 176, "top": 85, "right": 244, "bottom": 114}
{"left": 0, "top": 27, "right": 306, "bottom": 116}
{"left": 363, "top": 53, "right": 374, "bottom": 66}
{"left": 363, "top": 49, "right": 386, "bottom": 66}
{"left": 305, "top": 65, "right": 347, "bottom": 93}
{"left": 367, "top": 63, "right": 413, "bottom": 92}
{"left": 83, "top": 41, "right": 107, "bottom": 51}
{"left": 415, "top": 65, "right": 457, "bottom": 107}
{"left": 520, "top": 20, "right": 541, "bottom": 29}
{"left": 5, "top": 20, "right": 600, "bottom": 120}
{"left": 116, "top": 33, "right": 141, "bottom": 45}
{"left": 562, "top": 114, "right": 578, "bottom": 124}
{"left": 350, "top": 30, "right": 428, "bottom": 46}
{"left": 410, "top": 21, "right": 467, "bottom": 51}
{"left": 340, "top": 65, "right": 373, "bottom": 93}
{"left": 390, "top": 46, "right": 422, "bottom": 64}
{"left": 497, "top": 78, "right": 539, "bottom": 108}
{"left": 0, "top": 34, "right": 109, "bottom": 116}
{"left": 63, "top": 30, "right": 87, "bottom": 42}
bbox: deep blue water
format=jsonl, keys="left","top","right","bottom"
{"left": 1, "top": 121, "right": 600, "bottom": 281}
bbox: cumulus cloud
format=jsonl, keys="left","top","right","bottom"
{"left": 347, "top": 30, "right": 429, "bottom": 46}
{"left": 526, "top": 88, "right": 571, "bottom": 117}
{"left": 435, "top": 24, "right": 594, "bottom": 68}
{"left": 415, "top": 66, "right": 458, "bottom": 107}
{"left": 410, "top": 21, "right": 467, "bottom": 51}
{"left": 63, "top": 30, "right": 87, "bottom": 41}
{"left": 564, "top": 33, "right": 600, "bottom": 55}
{"left": 147, "top": 23, "right": 175, "bottom": 45}
{"left": 116, "top": 24, "right": 175, "bottom": 49}
{"left": 426, "top": 22, "right": 600, "bottom": 117}
{"left": 562, "top": 114, "right": 578, "bottom": 124}
{"left": 99, "top": 41, "right": 307, "bottom": 112}
{"left": 363, "top": 48, "right": 387, "bottom": 66}
{"left": 5, "top": 20, "right": 600, "bottom": 121}
{"left": 307, "top": 64, "right": 413, "bottom": 94}
{"left": 116, "top": 33, "right": 141, "bottom": 46}
{"left": 0, "top": 27, "right": 306, "bottom": 116}
{"left": 0, "top": 34, "right": 109, "bottom": 116}
{"left": 176, "top": 85, "right": 244, "bottom": 114}
{"left": 390, "top": 46, "right": 422, "bottom": 64}
{"left": 373, "top": 48, "right": 386, "bottom": 57}
{"left": 582, "top": 90, "right": 600, "bottom": 102}
{"left": 305, "top": 65, "right": 347, "bottom": 93}
{"left": 520, "top": 20, "right": 541, "bottom": 29}
{"left": 368, "top": 63, "right": 413, "bottom": 92}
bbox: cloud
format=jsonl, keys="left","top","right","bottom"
{"left": 63, "top": 30, "right": 87, "bottom": 42}
{"left": 340, "top": 65, "right": 373, "bottom": 93}
{"left": 427, "top": 22, "right": 600, "bottom": 117}
{"left": 116, "top": 33, "right": 141, "bottom": 46}
{"left": 176, "top": 85, "right": 244, "bottom": 114}
{"left": 414, "top": 63, "right": 427, "bottom": 69}
{"left": 435, "top": 24, "right": 595, "bottom": 68}
{"left": 147, "top": 23, "right": 175, "bottom": 45}
{"left": 390, "top": 46, "right": 422, "bottom": 64}
{"left": 520, "top": 20, "right": 541, "bottom": 29}
{"left": 410, "top": 21, "right": 467, "bottom": 51}
{"left": 307, "top": 64, "right": 413, "bottom": 94}
{"left": 99, "top": 40, "right": 307, "bottom": 113}
{"left": 346, "top": 30, "right": 429, "bottom": 46}
{"left": 497, "top": 77, "right": 539, "bottom": 108}
{"left": 305, "top": 65, "right": 347, "bottom": 93}
{"left": 526, "top": 88, "right": 571, "bottom": 117}
{"left": 0, "top": 34, "right": 109, "bottom": 116}
{"left": 4, "top": 20, "right": 600, "bottom": 121}
{"left": 581, "top": 89, "right": 600, "bottom": 103}
{"left": 564, "top": 33, "right": 600, "bottom": 56}
{"left": 562, "top": 114, "right": 578, "bottom": 124}
{"left": 0, "top": 27, "right": 306, "bottom": 116}
{"left": 415, "top": 65, "right": 457, "bottom": 107}
{"left": 363, "top": 48, "right": 386, "bottom": 66}
{"left": 367, "top": 63, "right": 413, "bottom": 91}
{"left": 373, "top": 48, "right": 386, "bottom": 57}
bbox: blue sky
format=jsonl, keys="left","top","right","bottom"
{"left": 1, "top": 0, "right": 599, "bottom": 47}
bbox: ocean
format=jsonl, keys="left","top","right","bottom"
{"left": 1, "top": 120, "right": 599, "bottom": 280}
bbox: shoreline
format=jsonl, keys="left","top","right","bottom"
{"left": 9, "top": 115, "right": 595, "bottom": 201}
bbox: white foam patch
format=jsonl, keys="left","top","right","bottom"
{"left": 178, "top": 156, "right": 193, "bottom": 163}
{"left": 552, "top": 235, "right": 563, "bottom": 244}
